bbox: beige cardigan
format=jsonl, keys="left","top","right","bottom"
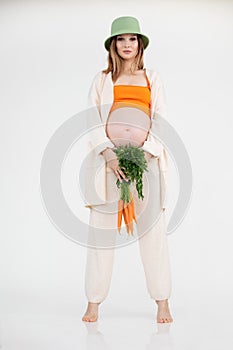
{"left": 84, "top": 67, "right": 169, "bottom": 209}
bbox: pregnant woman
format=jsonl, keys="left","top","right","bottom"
{"left": 82, "top": 16, "right": 173, "bottom": 323}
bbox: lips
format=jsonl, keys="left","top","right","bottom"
{"left": 123, "top": 50, "right": 132, "bottom": 53}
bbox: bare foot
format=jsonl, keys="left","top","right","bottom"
{"left": 155, "top": 299, "right": 173, "bottom": 323}
{"left": 82, "top": 302, "right": 100, "bottom": 322}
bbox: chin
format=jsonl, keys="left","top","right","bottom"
{"left": 121, "top": 54, "right": 135, "bottom": 59}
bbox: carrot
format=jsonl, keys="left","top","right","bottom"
{"left": 118, "top": 192, "right": 137, "bottom": 236}
{"left": 130, "top": 193, "right": 137, "bottom": 224}
{"left": 123, "top": 202, "right": 130, "bottom": 234}
{"left": 130, "top": 199, "right": 134, "bottom": 234}
{"left": 118, "top": 199, "right": 124, "bottom": 234}
{"left": 122, "top": 207, "right": 127, "bottom": 233}
{"left": 127, "top": 199, "right": 133, "bottom": 235}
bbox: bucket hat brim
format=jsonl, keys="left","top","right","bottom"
{"left": 104, "top": 32, "right": 149, "bottom": 51}
{"left": 104, "top": 16, "right": 149, "bottom": 51}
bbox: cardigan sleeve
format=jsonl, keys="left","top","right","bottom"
{"left": 86, "top": 71, "right": 115, "bottom": 156}
{"left": 141, "top": 71, "right": 169, "bottom": 209}
{"left": 141, "top": 71, "right": 167, "bottom": 157}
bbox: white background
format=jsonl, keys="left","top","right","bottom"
{"left": 1, "top": 0, "right": 233, "bottom": 349}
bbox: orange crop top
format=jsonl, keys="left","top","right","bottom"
{"left": 110, "top": 74, "right": 151, "bottom": 117}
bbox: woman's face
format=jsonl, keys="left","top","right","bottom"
{"left": 115, "top": 33, "right": 139, "bottom": 60}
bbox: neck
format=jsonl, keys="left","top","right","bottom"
{"left": 121, "top": 59, "right": 138, "bottom": 74}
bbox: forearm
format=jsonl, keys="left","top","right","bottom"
{"left": 101, "top": 147, "right": 117, "bottom": 162}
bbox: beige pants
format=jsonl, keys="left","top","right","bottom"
{"left": 84, "top": 157, "right": 172, "bottom": 302}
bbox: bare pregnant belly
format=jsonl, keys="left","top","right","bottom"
{"left": 105, "top": 107, "right": 151, "bottom": 147}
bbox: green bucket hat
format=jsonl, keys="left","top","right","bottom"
{"left": 104, "top": 16, "right": 149, "bottom": 51}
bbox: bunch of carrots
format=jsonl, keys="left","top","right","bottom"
{"left": 113, "top": 144, "right": 148, "bottom": 235}
{"left": 118, "top": 191, "right": 137, "bottom": 235}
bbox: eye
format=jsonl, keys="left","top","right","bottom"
{"left": 117, "top": 37, "right": 124, "bottom": 41}
{"left": 130, "top": 37, "right": 137, "bottom": 41}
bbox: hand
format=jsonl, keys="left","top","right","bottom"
{"left": 107, "top": 159, "right": 128, "bottom": 183}
{"left": 102, "top": 148, "right": 128, "bottom": 183}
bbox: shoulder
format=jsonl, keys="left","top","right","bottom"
{"left": 90, "top": 70, "right": 108, "bottom": 89}
{"left": 91, "top": 70, "right": 103, "bottom": 84}
{"left": 146, "top": 67, "right": 163, "bottom": 81}
{"left": 145, "top": 67, "right": 165, "bottom": 89}
{"left": 92, "top": 69, "right": 108, "bottom": 82}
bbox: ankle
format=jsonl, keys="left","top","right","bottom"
{"left": 155, "top": 299, "right": 168, "bottom": 305}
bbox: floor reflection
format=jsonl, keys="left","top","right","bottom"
{"left": 83, "top": 322, "right": 110, "bottom": 349}
{"left": 83, "top": 320, "right": 174, "bottom": 350}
